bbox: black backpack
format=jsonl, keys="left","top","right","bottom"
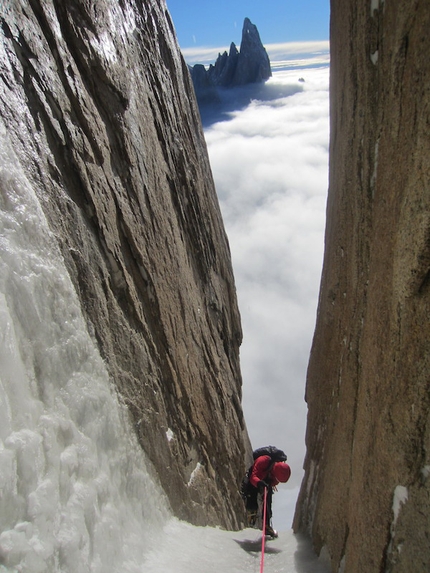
{"left": 252, "top": 445, "right": 287, "bottom": 463}
{"left": 240, "top": 446, "right": 287, "bottom": 499}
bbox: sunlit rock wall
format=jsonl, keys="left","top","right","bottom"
{"left": 294, "top": 0, "right": 430, "bottom": 571}
{"left": 0, "top": 0, "right": 251, "bottom": 529}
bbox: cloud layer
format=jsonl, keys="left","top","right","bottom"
{"left": 204, "top": 65, "right": 329, "bottom": 528}
{"left": 182, "top": 40, "right": 329, "bottom": 66}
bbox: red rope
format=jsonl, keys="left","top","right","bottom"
{"left": 260, "top": 487, "right": 268, "bottom": 573}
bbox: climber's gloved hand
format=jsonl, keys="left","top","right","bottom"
{"left": 258, "top": 480, "right": 269, "bottom": 493}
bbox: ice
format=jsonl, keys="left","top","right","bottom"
{"left": 370, "top": 50, "right": 379, "bottom": 65}
{"left": 422, "top": 465, "right": 430, "bottom": 480}
{"left": 370, "top": 0, "right": 380, "bottom": 16}
{"left": 0, "top": 120, "right": 169, "bottom": 571}
{"left": 187, "top": 462, "right": 203, "bottom": 487}
{"left": 392, "top": 485, "right": 408, "bottom": 525}
{"left": 166, "top": 427, "right": 175, "bottom": 441}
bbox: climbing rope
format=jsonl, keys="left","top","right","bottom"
{"left": 259, "top": 486, "right": 268, "bottom": 573}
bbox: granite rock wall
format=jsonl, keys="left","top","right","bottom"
{"left": 0, "top": 0, "right": 251, "bottom": 529}
{"left": 294, "top": 1, "right": 430, "bottom": 571}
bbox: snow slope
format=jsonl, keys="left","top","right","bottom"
{"left": 144, "top": 521, "right": 330, "bottom": 573}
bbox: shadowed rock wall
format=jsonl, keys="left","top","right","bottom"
{"left": 0, "top": 0, "right": 251, "bottom": 528}
{"left": 294, "top": 0, "right": 430, "bottom": 571}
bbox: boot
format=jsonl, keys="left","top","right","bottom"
{"left": 265, "top": 525, "right": 278, "bottom": 538}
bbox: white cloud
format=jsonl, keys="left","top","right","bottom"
{"left": 267, "top": 41, "right": 330, "bottom": 70}
{"left": 266, "top": 40, "right": 330, "bottom": 56}
{"left": 181, "top": 45, "right": 231, "bottom": 65}
{"left": 204, "top": 64, "right": 329, "bottom": 505}
{"left": 181, "top": 40, "right": 329, "bottom": 67}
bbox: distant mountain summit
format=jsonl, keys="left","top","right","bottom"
{"left": 191, "top": 18, "right": 271, "bottom": 103}
{"left": 208, "top": 18, "right": 271, "bottom": 87}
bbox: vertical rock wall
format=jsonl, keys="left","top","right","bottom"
{"left": 294, "top": 0, "right": 430, "bottom": 571}
{"left": 0, "top": 0, "right": 251, "bottom": 528}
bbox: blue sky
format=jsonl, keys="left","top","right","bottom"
{"left": 166, "top": 0, "right": 329, "bottom": 49}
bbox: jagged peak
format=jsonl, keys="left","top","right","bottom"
{"left": 191, "top": 17, "right": 271, "bottom": 91}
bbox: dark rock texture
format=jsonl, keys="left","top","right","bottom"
{"left": 191, "top": 17, "right": 271, "bottom": 104}
{"left": 294, "top": 0, "right": 430, "bottom": 571}
{"left": 208, "top": 42, "right": 240, "bottom": 87}
{"left": 0, "top": 0, "right": 251, "bottom": 529}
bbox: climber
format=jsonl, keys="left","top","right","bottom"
{"left": 241, "top": 446, "right": 291, "bottom": 539}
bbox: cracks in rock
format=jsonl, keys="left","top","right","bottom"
{"left": 27, "top": 0, "right": 106, "bottom": 165}
{"left": 416, "top": 226, "right": 430, "bottom": 295}
{"left": 1, "top": 22, "right": 98, "bottom": 223}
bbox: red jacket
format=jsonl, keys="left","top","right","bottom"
{"left": 249, "top": 455, "right": 279, "bottom": 488}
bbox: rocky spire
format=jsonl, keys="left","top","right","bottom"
{"left": 191, "top": 17, "right": 271, "bottom": 94}
{"left": 233, "top": 17, "right": 272, "bottom": 85}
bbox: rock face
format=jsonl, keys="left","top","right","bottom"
{"left": 225, "top": 17, "right": 271, "bottom": 86}
{"left": 191, "top": 17, "right": 271, "bottom": 101}
{"left": 207, "top": 42, "right": 240, "bottom": 87}
{"left": 0, "top": 0, "right": 251, "bottom": 528}
{"left": 293, "top": 1, "right": 430, "bottom": 571}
